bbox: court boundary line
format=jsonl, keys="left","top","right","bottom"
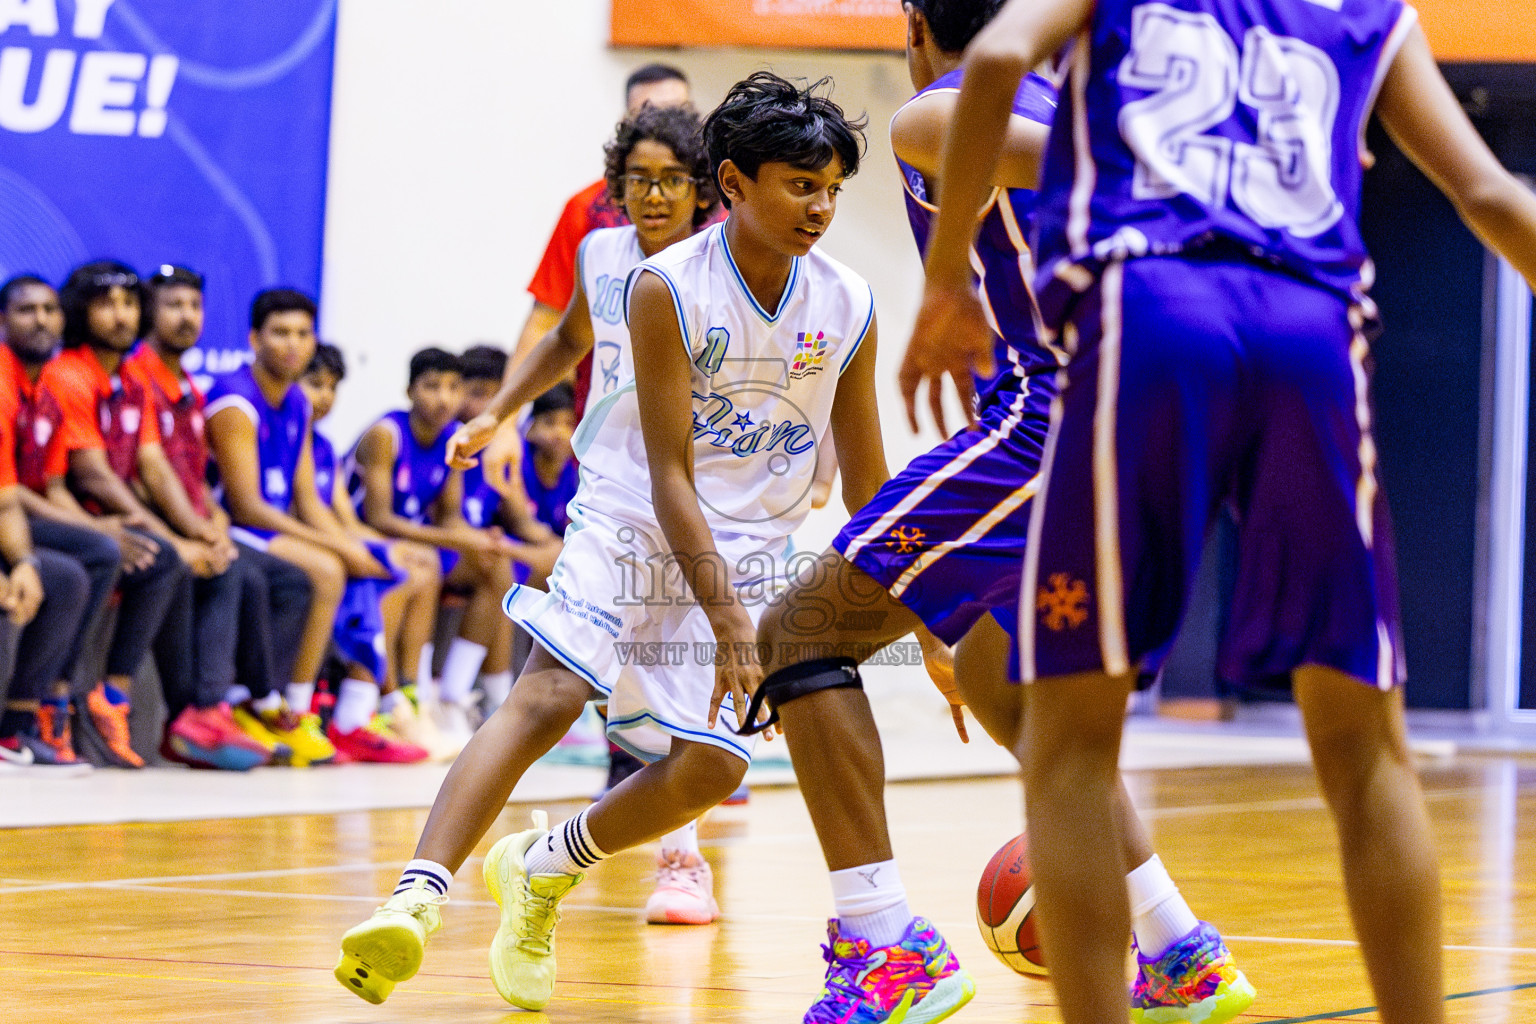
{"left": 1267, "top": 978, "right": 1536, "bottom": 1023}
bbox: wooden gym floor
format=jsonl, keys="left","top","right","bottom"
{"left": 3, "top": 756, "right": 1535, "bottom": 1023}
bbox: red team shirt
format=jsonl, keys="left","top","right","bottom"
{"left": 0, "top": 344, "right": 66, "bottom": 493}
{"left": 122, "top": 346, "right": 209, "bottom": 517}
{"left": 37, "top": 346, "right": 160, "bottom": 499}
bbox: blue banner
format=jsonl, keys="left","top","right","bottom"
{"left": 0, "top": 0, "right": 337, "bottom": 383}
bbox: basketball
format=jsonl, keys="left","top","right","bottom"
{"left": 976, "top": 832, "right": 1048, "bottom": 977}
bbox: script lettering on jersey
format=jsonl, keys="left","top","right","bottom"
{"left": 691, "top": 392, "right": 814, "bottom": 457}
{"left": 1118, "top": 2, "right": 1344, "bottom": 237}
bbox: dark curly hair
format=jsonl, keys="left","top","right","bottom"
{"left": 701, "top": 72, "right": 866, "bottom": 209}
{"left": 604, "top": 104, "right": 719, "bottom": 228}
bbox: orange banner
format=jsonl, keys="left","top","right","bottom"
{"left": 612, "top": 0, "right": 1535, "bottom": 61}
{"left": 1416, "top": 0, "right": 1536, "bottom": 62}
{"left": 611, "top": 0, "right": 906, "bottom": 52}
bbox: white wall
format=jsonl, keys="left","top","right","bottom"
{"left": 321, "top": 0, "right": 945, "bottom": 548}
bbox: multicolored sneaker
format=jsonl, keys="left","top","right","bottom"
{"left": 644, "top": 851, "right": 720, "bottom": 925}
{"left": 805, "top": 917, "right": 975, "bottom": 1024}
{"left": 166, "top": 704, "right": 270, "bottom": 771}
{"left": 335, "top": 877, "right": 446, "bottom": 1004}
{"left": 233, "top": 702, "right": 334, "bottom": 766}
{"left": 483, "top": 809, "right": 583, "bottom": 1010}
{"left": 85, "top": 682, "right": 144, "bottom": 768}
{"left": 36, "top": 699, "right": 77, "bottom": 764}
{"left": 1130, "top": 922, "right": 1256, "bottom": 1024}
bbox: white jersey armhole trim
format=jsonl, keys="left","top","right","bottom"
{"left": 625, "top": 265, "right": 691, "bottom": 362}
{"left": 205, "top": 393, "right": 258, "bottom": 429}
{"left": 839, "top": 284, "right": 878, "bottom": 375}
{"left": 1358, "top": 5, "right": 1420, "bottom": 163}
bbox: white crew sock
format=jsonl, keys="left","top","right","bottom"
{"left": 523, "top": 808, "right": 610, "bottom": 876}
{"left": 1126, "top": 855, "right": 1200, "bottom": 958}
{"left": 478, "top": 671, "right": 514, "bottom": 710}
{"left": 333, "top": 678, "right": 379, "bottom": 734}
{"left": 394, "top": 858, "right": 452, "bottom": 897}
{"left": 286, "top": 681, "right": 316, "bottom": 715}
{"left": 415, "top": 643, "right": 436, "bottom": 698}
{"left": 379, "top": 689, "right": 407, "bottom": 715}
{"left": 252, "top": 689, "right": 284, "bottom": 714}
{"left": 831, "top": 860, "right": 912, "bottom": 948}
{"left": 224, "top": 684, "right": 252, "bottom": 706}
{"left": 440, "top": 638, "right": 488, "bottom": 706}
{"left": 659, "top": 820, "right": 700, "bottom": 858}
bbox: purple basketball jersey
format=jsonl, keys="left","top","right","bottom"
{"left": 1033, "top": 0, "right": 1417, "bottom": 326}
{"left": 347, "top": 409, "right": 453, "bottom": 526}
{"left": 899, "top": 68, "right": 1063, "bottom": 408}
{"left": 522, "top": 437, "right": 577, "bottom": 536}
{"left": 312, "top": 430, "right": 338, "bottom": 506}
{"left": 461, "top": 461, "right": 501, "bottom": 530}
{"left": 205, "top": 364, "right": 310, "bottom": 515}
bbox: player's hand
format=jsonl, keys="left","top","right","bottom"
{"left": 3, "top": 560, "right": 43, "bottom": 626}
{"left": 707, "top": 605, "right": 773, "bottom": 739}
{"left": 919, "top": 631, "right": 969, "bottom": 743}
{"left": 479, "top": 419, "right": 527, "bottom": 500}
{"left": 103, "top": 519, "right": 160, "bottom": 572}
{"left": 900, "top": 278, "right": 995, "bottom": 437}
{"left": 171, "top": 537, "right": 220, "bottom": 578}
{"left": 447, "top": 413, "right": 501, "bottom": 470}
{"left": 341, "top": 541, "right": 392, "bottom": 580}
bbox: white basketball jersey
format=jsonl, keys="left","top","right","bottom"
{"left": 578, "top": 226, "right": 645, "bottom": 401}
{"left": 572, "top": 222, "right": 874, "bottom": 547}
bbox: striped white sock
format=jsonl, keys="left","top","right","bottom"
{"left": 523, "top": 808, "right": 609, "bottom": 876}
{"left": 394, "top": 858, "right": 452, "bottom": 897}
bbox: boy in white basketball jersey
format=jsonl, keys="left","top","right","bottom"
{"left": 462, "top": 103, "right": 726, "bottom": 925}
{"left": 335, "top": 73, "right": 896, "bottom": 1011}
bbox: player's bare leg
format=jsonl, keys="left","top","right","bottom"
{"left": 1022, "top": 669, "right": 1136, "bottom": 1024}
{"left": 955, "top": 616, "right": 1155, "bottom": 868}
{"left": 1294, "top": 666, "right": 1445, "bottom": 1024}
{"left": 758, "top": 551, "right": 927, "bottom": 870}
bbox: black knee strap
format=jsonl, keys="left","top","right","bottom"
{"left": 734, "top": 657, "right": 862, "bottom": 736}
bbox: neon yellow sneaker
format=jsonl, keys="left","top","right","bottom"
{"left": 1130, "top": 922, "right": 1256, "bottom": 1024}
{"left": 483, "top": 810, "right": 583, "bottom": 1009}
{"left": 233, "top": 703, "right": 336, "bottom": 766}
{"left": 335, "top": 878, "right": 445, "bottom": 1004}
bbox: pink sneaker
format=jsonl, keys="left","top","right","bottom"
{"left": 327, "top": 721, "right": 430, "bottom": 763}
{"left": 644, "top": 851, "right": 720, "bottom": 925}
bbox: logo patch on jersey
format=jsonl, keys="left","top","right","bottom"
{"left": 885, "top": 526, "right": 926, "bottom": 554}
{"left": 1037, "top": 573, "right": 1089, "bottom": 631}
{"left": 790, "top": 331, "right": 827, "bottom": 379}
{"left": 121, "top": 406, "right": 140, "bottom": 434}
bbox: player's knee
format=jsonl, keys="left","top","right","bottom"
{"left": 307, "top": 552, "right": 346, "bottom": 606}
{"left": 504, "top": 670, "right": 588, "bottom": 732}
{"left": 673, "top": 744, "right": 748, "bottom": 808}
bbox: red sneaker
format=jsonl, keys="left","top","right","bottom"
{"left": 85, "top": 683, "right": 144, "bottom": 768}
{"left": 327, "top": 721, "right": 430, "bottom": 763}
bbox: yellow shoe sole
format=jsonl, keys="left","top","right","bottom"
{"left": 334, "top": 915, "right": 426, "bottom": 1004}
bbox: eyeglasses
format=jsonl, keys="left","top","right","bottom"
{"left": 88, "top": 270, "right": 139, "bottom": 290}
{"left": 622, "top": 173, "right": 696, "bottom": 200}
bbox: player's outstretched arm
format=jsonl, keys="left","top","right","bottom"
{"left": 1375, "top": 25, "right": 1536, "bottom": 288}
{"left": 630, "top": 270, "right": 766, "bottom": 735}
{"left": 891, "top": 93, "right": 1050, "bottom": 193}
{"left": 447, "top": 275, "right": 596, "bottom": 470}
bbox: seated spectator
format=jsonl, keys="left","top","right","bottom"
{"left": 40, "top": 261, "right": 213, "bottom": 770}
{"left": 457, "top": 345, "right": 562, "bottom": 589}
{"left": 299, "top": 344, "right": 440, "bottom": 759}
{"left": 346, "top": 347, "right": 515, "bottom": 746}
{"left": 204, "top": 289, "right": 419, "bottom": 764}
{"left": 125, "top": 265, "right": 316, "bottom": 769}
{"left": 0, "top": 274, "right": 111, "bottom": 769}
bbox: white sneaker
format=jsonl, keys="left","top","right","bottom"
{"left": 428, "top": 699, "right": 473, "bottom": 757}
{"left": 484, "top": 809, "right": 583, "bottom": 1009}
{"left": 387, "top": 698, "right": 457, "bottom": 762}
{"left": 644, "top": 851, "right": 720, "bottom": 925}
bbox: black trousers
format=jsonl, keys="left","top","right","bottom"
{"left": 228, "top": 543, "right": 312, "bottom": 701}
{"left": 2, "top": 549, "right": 92, "bottom": 704}
{"left": 26, "top": 517, "right": 121, "bottom": 683}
